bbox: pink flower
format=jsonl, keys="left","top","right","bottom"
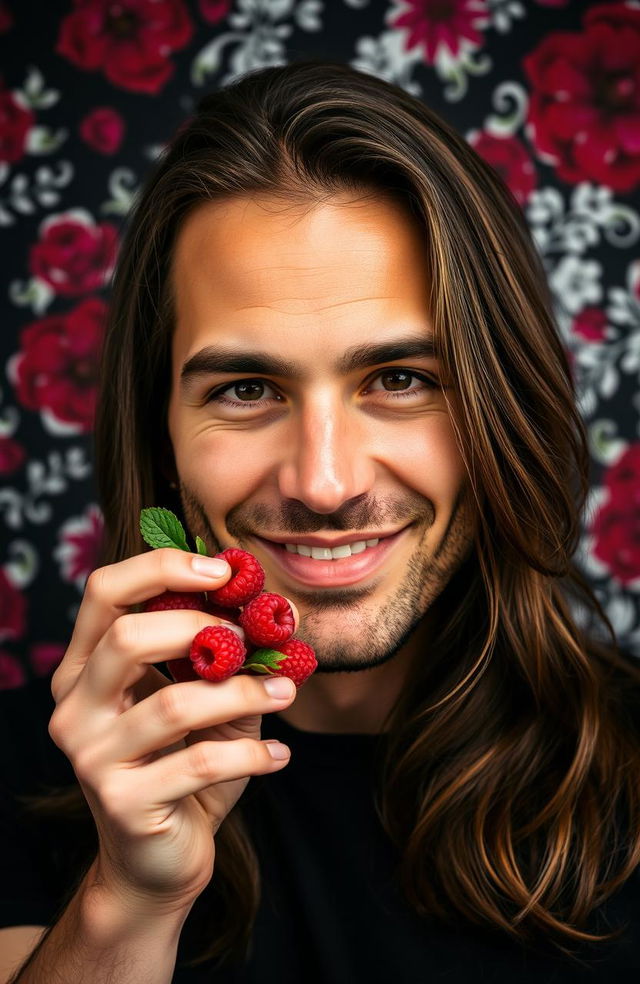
{"left": 0, "top": 568, "right": 26, "bottom": 643}
{"left": 0, "top": 651, "right": 26, "bottom": 691}
{"left": 79, "top": 106, "right": 125, "bottom": 155}
{"left": 15, "top": 297, "right": 107, "bottom": 432}
{"left": 198, "top": 0, "right": 230, "bottom": 24}
{"left": 29, "top": 213, "right": 118, "bottom": 297}
{"left": 523, "top": 3, "right": 640, "bottom": 192}
{"left": 0, "top": 89, "right": 34, "bottom": 164}
{"left": 468, "top": 132, "right": 537, "bottom": 206}
{"left": 0, "top": 436, "right": 26, "bottom": 475}
{"left": 571, "top": 307, "right": 608, "bottom": 343}
{"left": 57, "top": 0, "right": 193, "bottom": 95}
{"left": 390, "top": 0, "right": 489, "bottom": 64}
{"left": 56, "top": 504, "right": 104, "bottom": 588}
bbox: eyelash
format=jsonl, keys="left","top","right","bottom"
{"left": 205, "top": 369, "right": 440, "bottom": 410}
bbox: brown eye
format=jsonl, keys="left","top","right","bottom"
{"left": 380, "top": 370, "right": 413, "bottom": 391}
{"left": 234, "top": 380, "right": 266, "bottom": 401}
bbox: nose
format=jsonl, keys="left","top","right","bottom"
{"left": 277, "top": 391, "right": 376, "bottom": 514}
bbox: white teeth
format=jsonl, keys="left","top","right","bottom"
{"left": 311, "top": 547, "right": 333, "bottom": 560}
{"left": 282, "top": 538, "right": 380, "bottom": 560}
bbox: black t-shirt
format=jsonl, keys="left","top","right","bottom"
{"left": 1, "top": 678, "right": 639, "bottom": 982}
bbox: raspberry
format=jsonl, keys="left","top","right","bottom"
{"left": 207, "top": 549, "right": 265, "bottom": 607}
{"left": 269, "top": 639, "right": 317, "bottom": 687}
{"left": 239, "top": 592, "right": 295, "bottom": 647}
{"left": 244, "top": 639, "right": 317, "bottom": 688}
{"left": 189, "top": 625, "right": 247, "bottom": 682}
{"left": 142, "top": 590, "right": 205, "bottom": 613}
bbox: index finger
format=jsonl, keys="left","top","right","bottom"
{"left": 54, "top": 549, "right": 231, "bottom": 696}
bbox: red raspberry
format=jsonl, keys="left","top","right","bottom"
{"left": 207, "top": 549, "right": 265, "bottom": 607}
{"left": 239, "top": 592, "right": 295, "bottom": 647}
{"left": 267, "top": 639, "right": 317, "bottom": 688}
{"left": 189, "top": 625, "right": 246, "bottom": 682}
{"left": 142, "top": 590, "right": 205, "bottom": 613}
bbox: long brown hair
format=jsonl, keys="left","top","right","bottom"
{"left": 84, "top": 60, "right": 640, "bottom": 963}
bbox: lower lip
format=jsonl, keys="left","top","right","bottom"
{"left": 252, "top": 529, "right": 408, "bottom": 587}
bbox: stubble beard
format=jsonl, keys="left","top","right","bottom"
{"left": 178, "top": 484, "right": 476, "bottom": 673}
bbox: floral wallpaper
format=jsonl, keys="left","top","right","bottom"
{"left": 1, "top": 0, "right": 639, "bottom": 692}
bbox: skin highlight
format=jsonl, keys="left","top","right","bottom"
{"left": 167, "top": 193, "right": 476, "bottom": 733}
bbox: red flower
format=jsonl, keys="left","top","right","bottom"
{"left": 14, "top": 297, "right": 107, "bottom": 432}
{"left": 0, "top": 436, "right": 26, "bottom": 475}
{"left": 0, "top": 568, "right": 26, "bottom": 643}
{"left": 56, "top": 504, "right": 104, "bottom": 588}
{"left": 79, "top": 106, "right": 125, "bottom": 154}
{"left": 523, "top": 3, "right": 640, "bottom": 192}
{"left": 592, "top": 444, "right": 640, "bottom": 586}
{"left": 57, "top": 0, "right": 193, "bottom": 95}
{"left": 592, "top": 508, "right": 640, "bottom": 586}
{"left": 571, "top": 307, "right": 608, "bottom": 343}
{"left": 0, "top": 89, "right": 34, "bottom": 164}
{"left": 198, "top": 0, "right": 230, "bottom": 24}
{"left": 29, "top": 214, "right": 118, "bottom": 296}
{"left": 390, "top": 0, "right": 489, "bottom": 64}
{"left": 0, "top": 652, "right": 26, "bottom": 691}
{"left": 468, "top": 132, "right": 537, "bottom": 206}
{"left": 603, "top": 443, "right": 640, "bottom": 507}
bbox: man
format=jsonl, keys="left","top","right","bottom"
{"left": 3, "top": 60, "right": 640, "bottom": 983}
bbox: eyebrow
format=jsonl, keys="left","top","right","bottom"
{"left": 180, "top": 334, "right": 437, "bottom": 390}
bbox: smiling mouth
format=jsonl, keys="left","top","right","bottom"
{"left": 250, "top": 528, "right": 410, "bottom": 588}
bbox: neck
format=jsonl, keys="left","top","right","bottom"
{"left": 278, "top": 632, "right": 423, "bottom": 735}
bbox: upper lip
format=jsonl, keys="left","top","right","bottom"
{"left": 255, "top": 528, "right": 408, "bottom": 548}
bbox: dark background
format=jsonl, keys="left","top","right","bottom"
{"left": 1, "top": 0, "right": 639, "bottom": 691}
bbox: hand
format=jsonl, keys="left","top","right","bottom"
{"left": 48, "top": 548, "right": 297, "bottom": 914}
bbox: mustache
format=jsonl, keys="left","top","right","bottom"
{"left": 226, "top": 491, "right": 435, "bottom": 539}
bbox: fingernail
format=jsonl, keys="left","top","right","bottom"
{"left": 223, "top": 622, "right": 245, "bottom": 640}
{"left": 263, "top": 676, "right": 295, "bottom": 699}
{"left": 191, "top": 556, "right": 229, "bottom": 578}
{"left": 265, "top": 740, "right": 290, "bottom": 760}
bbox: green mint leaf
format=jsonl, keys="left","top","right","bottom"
{"left": 140, "top": 507, "right": 190, "bottom": 551}
{"left": 195, "top": 536, "right": 209, "bottom": 556}
{"left": 242, "top": 663, "right": 275, "bottom": 675}
{"left": 244, "top": 648, "right": 286, "bottom": 670}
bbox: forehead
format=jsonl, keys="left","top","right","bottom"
{"left": 169, "top": 193, "right": 432, "bottom": 368}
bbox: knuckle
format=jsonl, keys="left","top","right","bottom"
{"left": 155, "top": 685, "right": 186, "bottom": 728}
{"left": 190, "top": 742, "right": 220, "bottom": 782}
{"left": 108, "top": 613, "right": 142, "bottom": 654}
{"left": 234, "top": 673, "right": 262, "bottom": 706}
{"left": 85, "top": 566, "right": 109, "bottom": 602}
{"left": 47, "top": 706, "right": 67, "bottom": 749}
{"left": 156, "top": 547, "right": 181, "bottom": 581}
{"left": 73, "top": 746, "right": 100, "bottom": 785}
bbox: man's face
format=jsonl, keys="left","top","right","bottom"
{"left": 167, "top": 193, "right": 475, "bottom": 672}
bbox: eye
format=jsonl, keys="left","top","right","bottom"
{"left": 206, "top": 378, "right": 283, "bottom": 408}
{"left": 363, "top": 369, "right": 440, "bottom": 400}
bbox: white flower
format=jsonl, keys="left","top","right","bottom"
{"left": 549, "top": 256, "right": 602, "bottom": 314}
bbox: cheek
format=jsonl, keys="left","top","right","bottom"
{"left": 171, "top": 418, "right": 275, "bottom": 510}
{"left": 384, "top": 414, "right": 468, "bottom": 502}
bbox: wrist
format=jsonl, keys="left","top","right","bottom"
{"left": 79, "top": 859, "right": 193, "bottom": 950}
